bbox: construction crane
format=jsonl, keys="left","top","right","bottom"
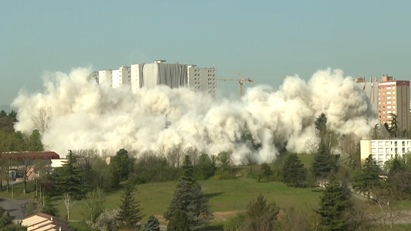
{"left": 217, "top": 76, "right": 254, "bottom": 97}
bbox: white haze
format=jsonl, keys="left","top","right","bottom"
{"left": 12, "top": 68, "right": 378, "bottom": 164}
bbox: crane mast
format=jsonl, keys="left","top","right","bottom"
{"left": 217, "top": 76, "right": 253, "bottom": 97}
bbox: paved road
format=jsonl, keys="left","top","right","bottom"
{"left": 0, "top": 197, "right": 34, "bottom": 222}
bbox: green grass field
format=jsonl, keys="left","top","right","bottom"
{"left": 51, "top": 177, "right": 322, "bottom": 222}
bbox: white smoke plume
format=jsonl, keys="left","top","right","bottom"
{"left": 12, "top": 68, "right": 378, "bottom": 164}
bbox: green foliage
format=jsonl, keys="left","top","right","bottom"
{"left": 143, "top": 215, "right": 160, "bottom": 231}
{"left": 91, "top": 158, "right": 112, "bottom": 192}
{"left": 116, "top": 182, "right": 144, "bottom": 229}
{"left": 195, "top": 153, "right": 216, "bottom": 180}
{"left": 54, "top": 150, "right": 84, "bottom": 199}
{"left": 242, "top": 194, "right": 280, "bottom": 231}
{"left": 41, "top": 196, "right": 59, "bottom": 216}
{"left": 164, "top": 155, "right": 213, "bottom": 230}
{"left": 0, "top": 206, "right": 13, "bottom": 227}
{"left": 134, "top": 153, "right": 180, "bottom": 183}
{"left": 167, "top": 209, "right": 190, "bottom": 231}
{"left": 312, "top": 141, "right": 337, "bottom": 182}
{"left": 109, "top": 148, "right": 134, "bottom": 188}
{"left": 27, "top": 129, "right": 44, "bottom": 151}
{"left": 314, "top": 113, "right": 327, "bottom": 137}
{"left": 385, "top": 156, "right": 411, "bottom": 200}
{"left": 223, "top": 213, "right": 245, "bottom": 231}
{"left": 257, "top": 163, "right": 272, "bottom": 182}
{"left": 282, "top": 154, "right": 307, "bottom": 187}
{"left": 0, "top": 110, "right": 17, "bottom": 133}
{"left": 316, "top": 177, "right": 353, "bottom": 231}
{"left": 352, "top": 155, "right": 381, "bottom": 199}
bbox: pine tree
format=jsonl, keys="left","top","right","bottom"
{"left": 117, "top": 182, "right": 143, "bottom": 229}
{"left": 54, "top": 150, "right": 84, "bottom": 199}
{"left": 164, "top": 155, "right": 212, "bottom": 230}
{"left": 167, "top": 210, "right": 190, "bottom": 231}
{"left": 312, "top": 140, "right": 337, "bottom": 184}
{"left": 143, "top": 215, "right": 160, "bottom": 231}
{"left": 282, "top": 154, "right": 307, "bottom": 187}
{"left": 352, "top": 155, "right": 381, "bottom": 199}
{"left": 316, "top": 177, "right": 353, "bottom": 231}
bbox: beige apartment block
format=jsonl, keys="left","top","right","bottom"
{"left": 360, "top": 139, "right": 411, "bottom": 167}
{"left": 378, "top": 75, "right": 410, "bottom": 132}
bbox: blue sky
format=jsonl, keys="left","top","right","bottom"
{"left": 1, "top": 1, "right": 410, "bottom": 106}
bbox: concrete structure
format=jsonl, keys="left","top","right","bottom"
{"left": 112, "top": 66, "right": 131, "bottom": 89}
{"left": 360, "top": 139, "right": 411, "bottom": 167}
{"left": 378, "top": 75, "right": 410, "bottom": 132}
{"left": 187, "top": 65, "right": 217, "bottom": 97}
{"left": 96, "top": 60, "right": 217, "bottom": 96}
{"left": 354, "top": 77, "right": 379, "bottom": 113}
{"left": 22, "top": 213, "right": 72, "bottom": 231}
{"left": 130, "top": 64, "right": 143, "bottom": 93}
{"left": 97, "top": 70, "right": 112, "bottom": 87}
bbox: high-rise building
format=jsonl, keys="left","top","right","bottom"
{"left": 187, "top": 65, "right": 217, "bottom": 97}
{"left": 141, "top": 60, "right": 188, "bottom": 89}
{"left": 378, "top": 75, "right": 410, "bottom": 132}
{"left": 130, "top": 64, "right": 143, "bottom": 94}
{"left": 98, "top": 70, "right": 112, "bottom": 87}
{"left": 96, "top": 60, "right": 216, "bottom": 97}
{"left": 112, "top": 66, "right": 131, "bottom": 89}
{"left": 354, "top": 77, "right": 379, "bottom": 113}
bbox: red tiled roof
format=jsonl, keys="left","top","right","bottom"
{"left": 0, "top": 151, "right": 60, "bottom": 160}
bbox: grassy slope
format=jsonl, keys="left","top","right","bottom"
{"left": 54, "top": 177, "right": 322, "bottom": 222}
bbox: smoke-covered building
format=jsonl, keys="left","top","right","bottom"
{"left": 188, "top": 65, "right": 216, "bottom": 97}
{"left": 355, "top": 75, "right": 410, "bottom": 133}
{"left": 112, "top": 66, "right": 131, "bottom": 89}
{"left": 354, "top": 77, "right": 378, "bottom": 113}
{"left": 96, "top": 60, "right": 216, "bottom": 96}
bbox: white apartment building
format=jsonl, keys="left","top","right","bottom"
{"left": 187, "top": 65, "right": 217, "bottom": 97}
{"left": 112, "top": 66, "right": 131, "bottom": 89}
{"left": 130, "top": 64, "right": 143, "bottom": 94}
{"left": 98, "top": 70, "right": 112, "bottom": 87}
{"left": 95, "top": 61, "right": 216, "bottom": 97}
{"left": 360, "top": 139, "right": 411, "bottom": 167}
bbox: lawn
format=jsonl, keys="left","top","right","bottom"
{"left": 53, "top": 177, "right": 322, "bottom": 222}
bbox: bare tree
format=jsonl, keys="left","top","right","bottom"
{"left": 167, "top": 144, "right": 183, "bottom": 168}
{"left": 185, "top": 147, "right": 199, "bottom": 165}
{"left": 340, "top": 134, "right": 361, "bottom": 169}
{"left": 31, "top": 107, "right": 52, "bottom": 134}
{"left": 63, "top": 193, "right": 76, "bottom": 221}
{"left": 84, "top": 188, "right": 105, "bottom": 223}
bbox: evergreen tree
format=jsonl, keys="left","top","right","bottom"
{"left": 110, "top": 148, "right": 134, "bottom": 188}
{"left": 164, "top": 155, "right": 213, "bottom": 230}
{"left": 316, "top": 177, "right": 353, "bottom": 231}
{"left": 386, "top": 156, "right": 411, "bottom": 199}
{"left": 117, "top": 182, "right": 144, "bottom": 229}
{"left": 167, "top": 210, "right": 190, "bottom": 231}
{"left": 143, "top": 215, "right": 160, "bottom": 231}
{"left": 54, "top": 150, "right": 84, "bottom": 199}
{"left": 352, "top": 155, "right": 381, "bottom": 199}
{"left": 41, "top": 196, "right": 59, "bottom": 216}
{"left": 281, "top": 154, "right": 307, "bottom": 187}
{"left": 312, "top": 141, "right": 337, "bottom": 183}
{"left": 195, "top": 153, "right": 216, "bottom": 180}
